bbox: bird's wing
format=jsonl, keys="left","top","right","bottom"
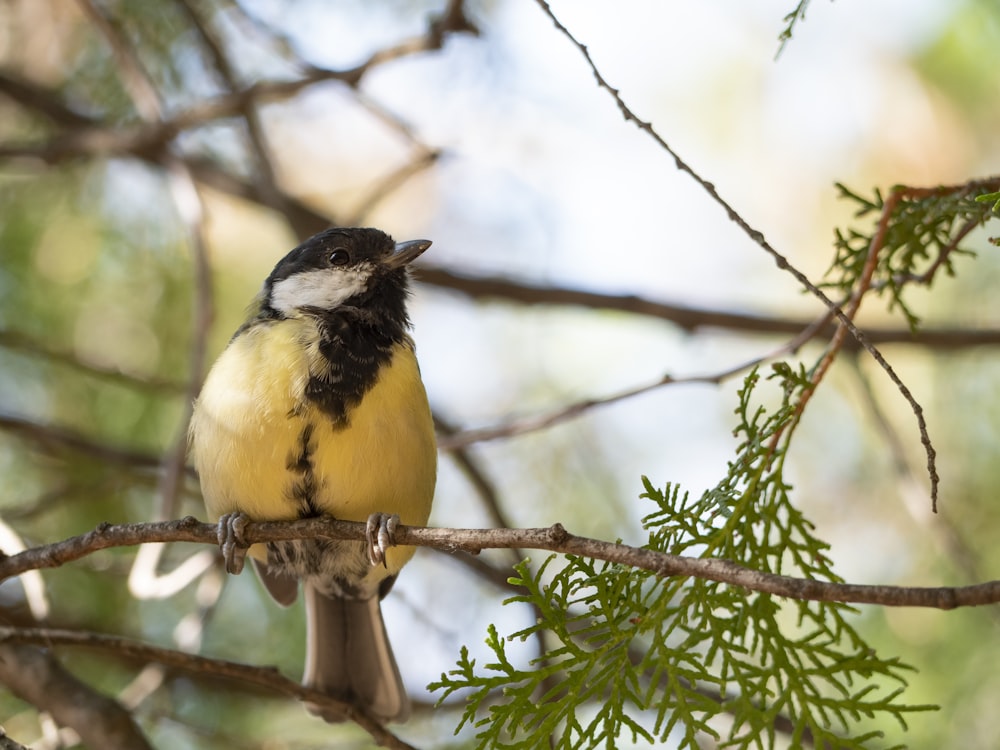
{"left": 252, "top": 558, "right": 300, "bottom": 606}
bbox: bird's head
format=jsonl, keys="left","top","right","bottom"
{"left": 260, "top": 227, "right": 430, "bottom": 324}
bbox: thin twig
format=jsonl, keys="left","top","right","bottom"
{"left": 914, "top": 214, "right": 983, "bottom": 285}
{"left": 765, "top": 181, "right": 893, "bottom": 463}
{"left": 531, "top": 0, "right": 941, "bottom": 508}
{"left": 437, "top": 339, "right": 789, "bottom": 451}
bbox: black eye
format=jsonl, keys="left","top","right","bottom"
{"left": 329, "top": 248, "right": 350, "bottom": 266}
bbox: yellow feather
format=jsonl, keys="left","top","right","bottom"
{"left": 190, "top": 316, "right": 436, "bottom": 573}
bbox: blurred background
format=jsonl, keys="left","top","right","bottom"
{"left": 0, "top": 0, "right": 998, "bottom": 747}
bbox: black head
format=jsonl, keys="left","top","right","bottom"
{"left": 261, "top": 228, "right": 430, "bottom": 322}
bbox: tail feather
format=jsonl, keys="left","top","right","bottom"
{"left": 303, "top": 583, "right": 410, "bottom": 723}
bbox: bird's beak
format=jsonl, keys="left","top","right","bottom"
{"left": 385, "top": 239, "right": 432, "bottom": 269}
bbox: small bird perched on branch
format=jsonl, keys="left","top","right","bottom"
{"left": 189, "top": 227, "right": 437, "bottom": 723}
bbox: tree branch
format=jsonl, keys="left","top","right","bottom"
{"left": 416, "top": 265, "right": 1000, "bottom": 349}
{"left": 0, "top": 413, "right": 169, "bottom": 471}
{"left": 0, "top": 643, "right": 153, "bottom": 750}
{"left": 0, "top": 628, "right": 416, "bottom": 750}
{"left": 0, "top": 327, "right": 187, "bottom": 393}
{"left": 3, "top": 72, "right": 998, "bottom": 353}
{"left": 1, "top": 518, "right": 997, "bottom": 610}
{"left": 0, "top": 729, "right": 30, "bottom": 750}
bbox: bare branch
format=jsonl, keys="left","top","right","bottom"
{"left": 0, "top": 413, "right": 168, "bottom": 471}
{"left": 0, "top": 71, "right": 93, "bottom": 127}
{"left": 0, "top": 327, "right": 186, "bottom": 392}
{"left": 0, "top": 628, "right": 417, "bottom": 750}
{"left": 0, "top": 13, "right": 477, "bottom": 159}
{"left": 2, "top": 73, "right": 998, "bottom": 353}
{"left": 436, "top": 347, "right": 779, "bottom": 451}
{"left": 75, "top": 0, "right": 163, "bottom": 121}
{"left": 415, "top": 265, "right": 1000, "bottom": 349}
{"left": 0, "top": 643, "right": 153, "bottom": 750}
{"left": 0, "top": 729, "right": 30, "bottom": 750}
{"left": 182, "top": 155, "right": 333, "bottom": 239}
{"left": 2, "top": 518, "right": 999, "bottom": 610}
{"left": 172, "top": 0, "right": 287, "bottom": 216}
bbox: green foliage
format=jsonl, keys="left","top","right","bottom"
{"left": 826, "top": 183, "right": 998, "bottom": 329}
{"left": 977, "top": 191, "right": 1000, "bottom": 212}
{"left": 976, "top": 192, "right": 1000, "bottom": 245}
{"left": 431, "top": 367, "right": 935, "bottom": 749}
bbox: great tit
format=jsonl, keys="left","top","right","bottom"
{"left": 189, "top": 227, "right": 437, "bottom": 723}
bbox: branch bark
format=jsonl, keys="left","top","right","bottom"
{"left": 1, "top": 517, "right": 997, "bottom": 610}
{"left": 0, "top": 643, "right": 153, "bottom": 750}
{"left": 0, "top": 629, "right": 416, "bottom": 750}
{"left": 0, "top": 730, "right": 30, "bottom": 750}
{"left": 416, "top": 265, "right": 1000, "bottom": 349}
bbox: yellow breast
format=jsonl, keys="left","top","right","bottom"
{"left": 189, "top": 317, "right": 436, "bottom": 570}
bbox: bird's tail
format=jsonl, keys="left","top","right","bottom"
{"left": 302, "top": 582, "right": 410, "bottom": 723}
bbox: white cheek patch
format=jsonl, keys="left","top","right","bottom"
{"left": 270, "top": 267, "right": 369, "bottom": 314}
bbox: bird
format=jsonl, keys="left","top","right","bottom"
{"left": 188, "top": 226, "right": 437, "bottom": 723}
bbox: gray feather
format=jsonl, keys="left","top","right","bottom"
{"left": 252, "top": 558, "right": 299, "bottom": 607}
{"left": 302, "top": 582, "right": 409, "bottom": 723}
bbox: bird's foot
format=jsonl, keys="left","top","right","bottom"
{"left": 217, "top": 512, "right": 251, "bottom": 574}
{"left": 365, "top": 512, "right": 400, "bottom": 568}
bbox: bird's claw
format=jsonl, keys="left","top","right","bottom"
{"left": 365, "top": 512, "right": 400, "bottom": 568}
{"left": 217, "top": 512, "right": 251, "bottom": 575}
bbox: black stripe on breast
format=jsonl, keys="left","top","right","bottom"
{"left": 286, "top": 422, "right": 320, "bottom": 517}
